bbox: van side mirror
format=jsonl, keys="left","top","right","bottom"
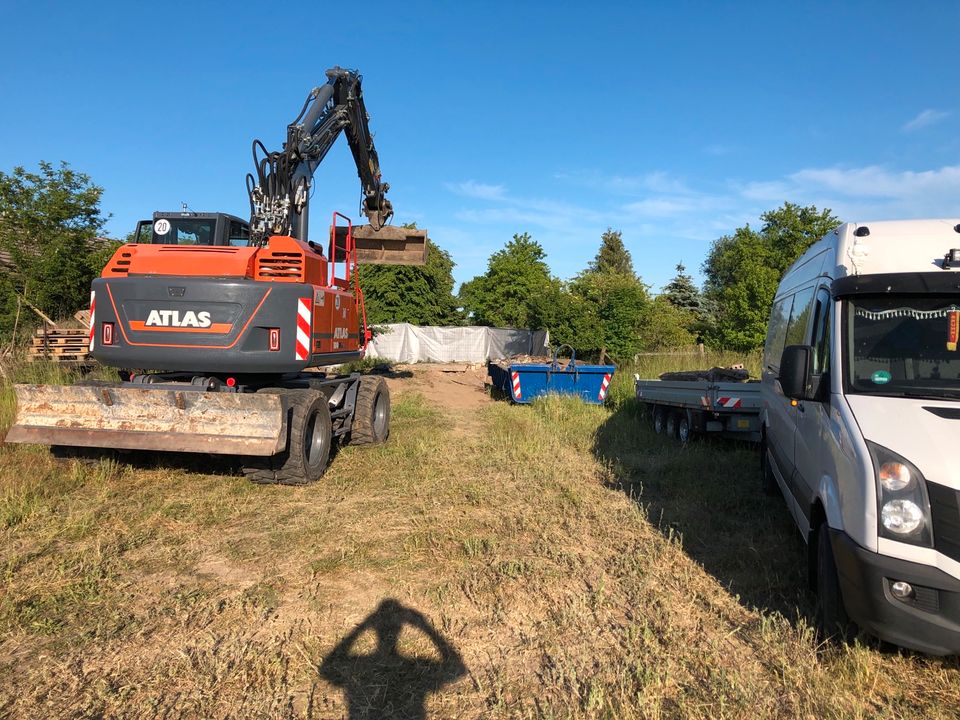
{"left": 779, "top": 345, "right": 814, "bottom": 400}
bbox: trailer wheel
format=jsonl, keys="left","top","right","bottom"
{"left": 665, "top": 412, "right": 680, "bottom": 439}
{"left": 243, "top": 390, "right": 332, "bottom": 486}
{"left": 678, "top": 413, "right": 692, "bottom": 443}
{"left": 350, "top": 376, "right": 391, "bottom": 445}
{"left": 653, "top": 407, "right": 666, "bottom": 435}
{"left": 815, "top": 523, "right": 854, "bottom": 643}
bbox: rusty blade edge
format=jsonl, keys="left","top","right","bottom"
{"left": 4, "top": 426, "right": 283, "bottom": 457}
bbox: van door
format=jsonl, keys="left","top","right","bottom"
{"left": 764, "top": 294, "right": 797, "bottom": 487}
{"left": 792, "top": 287, "right": 832, "bottom": 534}
{"left": 766, "top": 287, "right": 816, "bottom": 522}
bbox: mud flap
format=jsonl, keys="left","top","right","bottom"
{"left": 5, "top": 384, "right": 287, "bottom": 456}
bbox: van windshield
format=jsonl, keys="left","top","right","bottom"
{"left": 847, "top": 295, "right": 960, "bottom": 399}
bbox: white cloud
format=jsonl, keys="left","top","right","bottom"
{"left": 554, "top": 169, "right": 694, "bottom": 196}
{"left": 704, "top": 144, "right": 736, "bottom": 156}
{"left": 902, "top": 109, "right": 950, "bottom": 132}
{"left": 442, "top": 163, "right": 960, "bottom": 287}
{"left": 445, "top": 180, "right": 506, "bottom": 200}
{"left": 736, "top": 164, "right": 960, "bottom": 219}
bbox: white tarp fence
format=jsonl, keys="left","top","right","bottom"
{"left": 366, "top": 324, "right": 550, "bottom": 364}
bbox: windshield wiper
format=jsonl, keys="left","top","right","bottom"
{"left": 899, "top": 389, "right": 960, "bottom": 400}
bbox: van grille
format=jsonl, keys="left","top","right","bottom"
{"left": 256, "top": 251, "right": 304, "bottom": 281}
{"left": 928, "top": 480, "right": 960, "bottom": 563}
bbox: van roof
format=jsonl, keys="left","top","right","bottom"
{"left": 781, "top": 218, "right": 960, "bottom": 288}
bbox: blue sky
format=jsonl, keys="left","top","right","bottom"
{"left": 2, "top": 1, "right": 958, "bottom": 293}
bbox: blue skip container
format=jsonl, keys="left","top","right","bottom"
{"left": 487, "top": 346, "right": 615, "bottom": 405}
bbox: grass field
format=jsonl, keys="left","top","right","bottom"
{"left": 0, "top": 355, "right": 958, "bottom": 718}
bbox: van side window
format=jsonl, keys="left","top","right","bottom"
{"left": 811, "top": 288, "right": 831, "bottom": 375}
{"left": 784, "top": 287, "right": 816, "bottom": 347}
{"left": 764, "top": 295, "right": 793, "bottom": 371}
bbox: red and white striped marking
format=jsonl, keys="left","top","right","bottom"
{"left": 295, "top": 297, "right": 312, "bottom": 361}
{"left": 598, "top": 372, "right": 612, "bottom": 401}
{"left": 716, "top": 396, "right": 742, "bottom": 409}
{"left": 511, "top": 371, "right": 521, "bottom": 400}
{"left": 88, "top": 291, "right": 96, "bottom": 351}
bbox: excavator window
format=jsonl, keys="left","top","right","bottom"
{"left": 228, "top": 221, "right": 251, "bottom": 247}
{"left": 175, "top": 220, "right": 213, "bottom": 245}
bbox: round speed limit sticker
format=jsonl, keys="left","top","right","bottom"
{"left": 154, "top": 219, "right": 171, "bottom": 235}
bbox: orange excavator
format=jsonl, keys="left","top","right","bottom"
{"left": 5, "top": 67, "right": 427, "bottom": 485}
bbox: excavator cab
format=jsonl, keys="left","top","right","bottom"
{"left": 133, "top": 212, "right": 252, "bottom": 247}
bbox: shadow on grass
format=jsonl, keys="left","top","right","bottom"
{"left": 319, "top": 599, "right": 467, "bottom": 720}
{"left": 594, "top": 399, "right": 813, "bottom": 624}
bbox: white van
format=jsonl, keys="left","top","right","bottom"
{"left": 761, "top": 219, "right": 960, "bottom": 654}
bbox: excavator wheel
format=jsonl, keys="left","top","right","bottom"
{"left": 350, "top": 376, "right": 390, "bottom": 445}
{"left": 242, "top": 389, "right": 332, "bottom": 485}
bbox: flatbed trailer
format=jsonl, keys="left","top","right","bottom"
{"left": 634, "top": 375, "right": 762, "bottom": 442}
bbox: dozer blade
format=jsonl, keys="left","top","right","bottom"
{"left": 5, "top": 384, "right": 287, "bottom": 457}
{"left": 333, "top": 225, "right": 429, "bottom": 266}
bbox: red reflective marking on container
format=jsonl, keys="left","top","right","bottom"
{"left": 511, "top": 371, "right": 521, "bottom": 399}
{"left": 269, "top": 328, "right": 280, "bottom": 351}
{"left": 101, "top": 322, "right": 114, "bottom": 346}
{"left": 598, "top": 372, "right": 612, "bottom": 400}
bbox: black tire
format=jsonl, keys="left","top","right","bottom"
{"left": 243, "top": 389, "right": 332, "bottom": 486}
{"left": 815, "top": 524, "right": 854, "bottom": 643}
{"left": 678, "top": 413, "right": 692, "bottom": 443}
{"left": 665, "top": 412, "right": 679, "bottom": 439}
{"left": 760, "top": 437, "right": 778, "bottom": 496}
{"left": 653, "top": 407, "right": 666, "bottom": 435}
{"left": 350, "top": 376, "right": 390, "bottom": 445}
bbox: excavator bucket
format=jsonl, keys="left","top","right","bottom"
{"left": 333, "top": 225, "right": 429, "bottom": 266}
{"left": 5, "top": 384, "right": 287, "bottom": 457}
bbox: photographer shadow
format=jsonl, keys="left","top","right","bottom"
{"left": 320, "top": 599, "right": 466, "bottom": 720}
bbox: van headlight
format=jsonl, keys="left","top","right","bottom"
{"left": 867, "top": 441, "right": 933, "bottom": 546}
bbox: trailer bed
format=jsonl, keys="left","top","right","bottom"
{"left": 635, "top": 375, "right": 762, "bottom": 442}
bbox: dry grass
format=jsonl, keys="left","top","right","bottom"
{"left": 0, "top": 356, "right": 957, "bottom": 719}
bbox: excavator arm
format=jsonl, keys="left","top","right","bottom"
{"left": 247, "top": 67, "right": 394, "bottom": 245}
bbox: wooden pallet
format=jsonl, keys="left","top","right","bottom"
{"left": 29, "top": 327, "right": 93, "bottom": 364}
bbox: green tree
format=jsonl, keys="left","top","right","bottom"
{"left": 0, "top": 161, "right": 113, "bottom": 340}
{"left": 637, "top": 295, "right": 697, "bottom": 351}
{"left": 358, "top": 233, "right": 460, "bottom": 326}
{"left": 662, "top": 263, "right": 705, "bottom": 315}
{"left": 588, "top": 228, "right": 635, "bottom": 276}
{"left": 459, "top": 233, "right": 553, "bottom": 327}
{"left": 570, "top": 269, "right": 650, "bottom": 360}
{"left": 566, "top": 228, "right": 649, "bottom": 360}
{"left": 702, "top": 202, "right": 839, "bottom": 351}
{"left": 527, "top": 281, "right": 604, "bottom": 354}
